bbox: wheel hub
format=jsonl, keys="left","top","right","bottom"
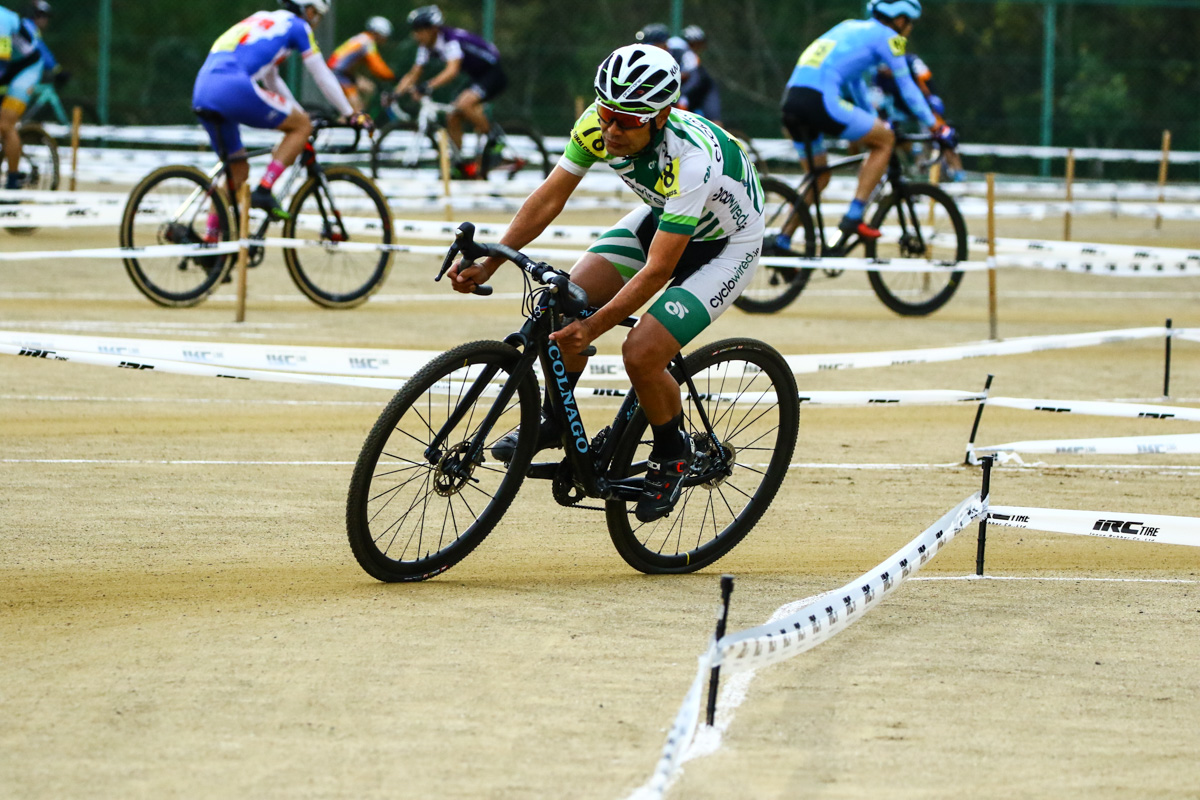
{"left": 432, "top": 441, "right": 478, "bottom": 496}
{"left": 692, "top": 434, "right": 736, "bottom": 489}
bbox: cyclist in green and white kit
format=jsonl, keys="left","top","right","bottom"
{"left": 448, "top": 43, "right": 764, "bottom": 522}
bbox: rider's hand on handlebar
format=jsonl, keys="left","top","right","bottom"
{"left": 446, "top": 257, "right": 493, "bottom": 294}
{"left": 548, "top": 316, "right": 596, "bottom": 357}
{"left": 932, "top": 122, "right": 958, "bottom": 151}
{"left": 345, "top": 111, "right": 375, "bottom": 133}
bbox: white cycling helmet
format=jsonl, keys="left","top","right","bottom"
{"left": 682, "top": 25, "right": 705, "bottom": 44}
{"left": 870, "top": 0, "right": 922, "bottom": 20}
{"left": 594, "top": 44, "right": 681, "bottom": 113}
{"left": 280, "top": 0, "right": 330, "bottom": 16}
{"left": 366, "top": 16, "right": 393, "bottom": 37}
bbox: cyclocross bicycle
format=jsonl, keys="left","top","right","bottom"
{"left": 120, "top": 117, "right": 393, "bottom": 309}
{"left": 0, "top": 120, "right": 58, "bottom": 192}
{"left": 735, "top": 131, "right": 968, "bottom": 317}
{"left": 368, "top": 94, "right": 550, "bottom": 181}
{"left": 346, "top": 222, "right": 801, "bottom": 582}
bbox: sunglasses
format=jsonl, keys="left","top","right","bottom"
{"left": 596, "top": 103, "right": 655, "bottom": 130}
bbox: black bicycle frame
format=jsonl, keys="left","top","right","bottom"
{"left": 424, "top": 285, "right": 726, "bottom": 504}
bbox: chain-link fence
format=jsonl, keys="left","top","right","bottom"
{"left": 37, "top": 1, "right": 1200, "bottom": 177}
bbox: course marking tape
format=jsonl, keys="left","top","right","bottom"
{"left": 630, "top": 494, "right": 984, "bottom": 799}
{"left": 976, "top": 432, "right": 1200, "bottom": 456}
{"left": 988, "top": 505, "right": 1200, "bottom": 547}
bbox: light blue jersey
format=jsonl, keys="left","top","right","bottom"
{"left": 0, "top": 7, "right": 46, "bottom": 106}
{"left": 787, "top": 18, "right": 935, "bottom": 128}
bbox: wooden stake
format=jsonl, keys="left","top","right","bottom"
{"left": 1155, "top": 130, "right": 1171, "bottom": 230}
{"left": 987, "top": 173, "right": 998, "bottom": 341}
{"left": 1063, "top": 148, "right": 1075, "bottom": 241}
{"left": 69, "top": 106, "right": 82, "bottom": 192}
{"left": 235, "top": 183, "right": 250, "bottom": 324}
{"left": 437, "top": 128, "right": 452, "bottom": 221}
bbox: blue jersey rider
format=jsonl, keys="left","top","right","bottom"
{"left": 779, "top": 0, "right": 955, "bottom": 243}
{"left": 0, "top": 1, "right": 52, "bottom": 189}
{"left": 192, "top": 0, "right": 371, "bottom": 221}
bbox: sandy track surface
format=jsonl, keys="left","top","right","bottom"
{"left": 2, "top": 207, "right": 1199, "bottom": 799}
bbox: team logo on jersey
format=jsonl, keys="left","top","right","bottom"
{"left": 888, "top": 35, "right": 907, "bottom": 57}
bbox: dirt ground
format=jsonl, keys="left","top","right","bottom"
{"left": 2, "top": 198, "right": 1200, "bottom": 800}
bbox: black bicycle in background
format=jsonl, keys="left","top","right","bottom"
{"left": 346, "top": 223, "right": 801, "bottom": 582}
{"left": 120, "top": 118, "right": 393, "bottom": 309}
{"left": 736, "top": 131, "right": 968, "bottom": 317}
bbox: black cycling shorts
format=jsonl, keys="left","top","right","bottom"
{"left": 780, "top": 85, "right": 848, "bottom": 143}
{"left": 467, "top": 65, "right": 508, "bottom": 103}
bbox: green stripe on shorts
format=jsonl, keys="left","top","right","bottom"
{"left": 648, "top": 286, "right": 711, "bottom": 347}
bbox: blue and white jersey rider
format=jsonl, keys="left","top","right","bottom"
{"left": 0, "top": 7, "right": 46, "bottom": 111}
{"left": 192, "top": 8, "right": 352, "bottom": 157}
{"left": 784, "top": 15, "right": 935, "bottom": 153}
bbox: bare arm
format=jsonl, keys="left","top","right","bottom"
{"left": 550, "top": 230, "right": 690, "bottom": 350}
{"left": 449, "top": 166, "right": 584, "bottom": 292}
{"left": 424, "top": 58, "right": 462, "bottom": 92}
{"left": 395, "top": 63, "right": 424, "bottom": 94}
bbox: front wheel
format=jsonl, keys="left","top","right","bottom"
{"left": 120, "top": 165, "right": 234, "bottom": 307}
{"left": 346, "top": 341, "right": 541, "bottom": 582}
{"left": 864, "top": 182, "right": 967, "bottom": 316}
{"left": 734, "top": 177, "right": 815, "bottom": 314}
{"left": 605, "top": 338, "right": 800, "bottom": 574}
{"left": 282, "top": 166, "right": 394, "bottom": 308}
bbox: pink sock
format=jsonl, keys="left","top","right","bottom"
{"left": 260, "top": 159, "right": 285, "bottom": 190}
{"left": 206, "top": 211, "right": 220, "bottom": 240}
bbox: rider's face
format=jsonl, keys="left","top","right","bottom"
{"left": 412, "top": 27, "right": 438, "bottom": 47}
{"left": 304, "top": 8, "right": 323, "bottom": 26}
{"left": 599, "top": 107, "right": 669, "bottom": 156}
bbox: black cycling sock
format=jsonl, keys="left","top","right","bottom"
{"left": 651, "top": 413, "right": 686, "bottom": 460}
{"left": 541, "top": 370, "right": 583, "bottom": 430}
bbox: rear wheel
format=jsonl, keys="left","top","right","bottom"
{"left": 605, "top": 338, "right": 800, "bottom": 574}
{"left": 119, "top": 165, "right": 234, "bottom": 307}
{"left": 864, "top": 182, "right": 967, "bottom": 316}
{"left": 282, "top": 166, "right": 394, "bottom": 308}
{"left": 346, "top": 341, "right": 541, "bottom": 582}
{"left": 734, "top": 177, "right": 815, "bottom": 314}
{"left": 480, "top": 121, "right": 551, "bottom": 180}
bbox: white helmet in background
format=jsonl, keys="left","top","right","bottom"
{"left": 594, "top": 44, "right": 681, "bottom": 113}
{"left": 366, "top": 16, "right": 393, "bottom": 38}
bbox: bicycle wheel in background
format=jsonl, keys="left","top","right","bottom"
{"left": 16, "top": 124, "right": 59, "bottom": 190}
{"left": 605, "top": 337, "right": 800, "bottom": 574}
{"left": 480, "top": 121, "right": 551, "bottom": 180}
{"left": 282, "top": 165, "right": 394, "bottom": 308}
{"left": 346, "top": 341, "right": 541, "bottom": 582}
{"left": 368, "top": 119, "right": 438, "bottom": 178}
{"left": 864, "top": 182, "right": 967, "bottom": 316}
{"left": 119, "top": 165, "right": 234, "bottom": 307}
{"left": 733, "top": 177, "right": 815, "bottom": 314}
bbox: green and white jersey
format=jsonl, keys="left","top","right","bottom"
{"left": 558, "top": 104, "right": 765, "bottom": 244}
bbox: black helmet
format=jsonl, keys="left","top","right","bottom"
{"left": 635, "top": 23, "right": 670, "bottom": 46}
{"left": 407, "top": 5, "right": 444, "bottom": 29}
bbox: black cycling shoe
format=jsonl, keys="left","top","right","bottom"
{"left": 635, "top": 431, "right": 695, "bottom": 523}
{"left": 837, "top": 213, "right": 881, "bottom": 240}
{"left": 490, "top": 417, "right": 562, "bottom": 462}
{"left": 250, "top": 185, "right": 289, "bottom": 220}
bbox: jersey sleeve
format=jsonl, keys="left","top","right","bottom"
{"left": 658, "top": 150, "right": 712, "bottom": 236}
{"left": 557, "top": 105, "right": 606, "bottom": 176}
{"left": 439, "top": 36, "right": 464, "bottom": 63}
{"left": 292, "top": 17, "right": 319, "bottom": 58}
{"left": 364, "top": 48, "right": 395, "bottom": 81}
{"left": 877, "top": 33, "right": 935, "bottom": 128}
